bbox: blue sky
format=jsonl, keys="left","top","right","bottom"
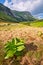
{"left": 0, "top": 0, "right": 5, "bottom": 3}
{"left": 0, "top": 0, "right": 43, "bottom": 19}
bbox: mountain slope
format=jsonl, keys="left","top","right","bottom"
{"left": 0, "top": 3, "right": 35, "bottom": 22}
{"left": 12, "top": 10, "right": 35, "bottom": 21}
{"left": 0, "top": 11, "right": 17, "bottom": 22}
{"left": 0, "top": 3, "right": 17, "bottom": 22}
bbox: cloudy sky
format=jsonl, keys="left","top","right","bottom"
{"left": 0, "top": 0, "right": 43, "bottom": 19}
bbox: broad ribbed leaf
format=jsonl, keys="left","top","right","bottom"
{"left": 17, "top": 46, "right": 25, "bottom": 51}
{"left": 16, "top": 42, "right": 24, "bottom": 46}
{"left": 5, "top": 50, "right": 14, "bottom": 59}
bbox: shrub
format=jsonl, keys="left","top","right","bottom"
{"left": 4, "top": 38, "right": 25, "bottom": 59}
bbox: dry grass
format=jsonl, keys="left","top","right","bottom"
{"left": 0, "top": 23, "right": 43, "bottom": 65}
{"left": 0, "top": 26, "right": 43, "bottom": 43}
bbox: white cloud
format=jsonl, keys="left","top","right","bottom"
{"left": 4, "top": 0, "right": 8, "bottom": 6}
{"left": 4, "top": 0, "right": 43, "bottom": 15}
{"left": 4, "top": 0, "right": 11, "bottom": 8}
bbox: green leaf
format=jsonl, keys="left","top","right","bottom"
{"left": 12, "top": 38, "right": 15, "bottom": 44}
{"left": 16, "top": 38, "right": 24, "bottom": 43}
{"left": 17, "top": 46, "right": 25, "bottom": 51}
{"left": 5, "top": 50, "right": 14, "bottom": 59}
{"left": 16, "top": 42, "right": 24, "bottom": 46}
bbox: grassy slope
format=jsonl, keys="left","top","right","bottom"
{"left": 0, "top": 11, "right": 17, "bottom": 22}
{"left": 20, "top": 20, "right": 43, "bottom": 27}
{"left": 30, "top": 20, "right": 43, "bottom": 27}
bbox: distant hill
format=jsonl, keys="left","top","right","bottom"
{"left": 12, "top": 10, "right": 35, "bottom": 21}
{"left": 0, "top": 3, "right": 35, "bottom": 22}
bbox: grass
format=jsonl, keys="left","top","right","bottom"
{"left": 30, "top": 21, "right": 43, "bottom": 27}
{"left": 20, "top": 20, "right": 43, "bottom": 27}
{"left": 0, "top": 21, "right": 43, "bottom": 65}
{"left": 0, "top": 20, "right": 43, "bottom": 31}
{"left": 0, "top": 41, "right": 4, "bottom": 65}
{"left": 27, "top": 43, "right": 43, "bottom": 65}
{"left": 0, "top": 22, "right": 28, "bottom": 31}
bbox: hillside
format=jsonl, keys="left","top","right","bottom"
{"left": 0, "top": 3, "right": 17, "bottom": 22}
{"left": 12, "top": 10, "right": 35, "bottom": 21}
{"left": 0, "top": 3, "right": 35, "bottom": 22}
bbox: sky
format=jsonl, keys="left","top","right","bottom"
{"left": 0, "top": 0, "right": 43, "bottom": 19}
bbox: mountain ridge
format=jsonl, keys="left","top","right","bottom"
{"left": 0, "top": 3, "right": 35, "bottom": 22}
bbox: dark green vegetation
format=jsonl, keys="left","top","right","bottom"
{"left": 0, "top": 3, "right": 35, "bottom": 22}
{"left": 4, "top": 38, "right": 25, "bottom": 59}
